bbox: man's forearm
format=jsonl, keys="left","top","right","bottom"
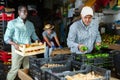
{"left": 8, "top": 40, "right": 19, "bottom": 50}
{"left": 8, "top": 40, "right": 17, "bottom": 46}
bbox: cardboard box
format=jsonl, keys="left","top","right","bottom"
{"left": 18, "top": 69, "right": 33, "bottom": 80}
{"left": 108, "top": 44, "right": 120, "bottom": 50}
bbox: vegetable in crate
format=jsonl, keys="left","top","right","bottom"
{"left": 101, "top": 34, "right": 120, "bottom": 45}
{"left": 101, "top": 53, "right": 109, "bottom": 58}
{"left": 86, "top": 54, "right": 94, "bottom": 59}
{"left": 65, "top": 71, "right": 103, "bottom": 80}
{"left": 41, "top": 63, "right": 64, "bottom": 68}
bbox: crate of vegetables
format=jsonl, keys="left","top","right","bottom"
{"left": 15, "top": 41, "right": 46, "bottom": 56}
{"left": 29, "top": 60, "right": 71, "bottom": 80}
{"left": 73, "top": 53, "right": 112, "bottom": 68}
{"left": 45, "top": 64, "right": 111, "bottom": 80}
{"left": 29, "top": 55, "right": 72, "bottom": 80}
{"left": 30, "top": 60, "right": 83, "bottom": 80}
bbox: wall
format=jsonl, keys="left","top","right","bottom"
{"left": 94, "top": 10, "right": 120, "bottom": 23}
{"left": 44, "top": 0, "right": 53, "bottom": 9}
{"left": 113, "top": 10, "right": 120, "bottom": 21}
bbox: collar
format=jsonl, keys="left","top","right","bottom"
{"left": 80, "top": 20, "right": 87, "bottom": 27}
{"left": 17, "top": 17, "right": 27, "bottom": 23}
{"left": 17, "top": 17, "right": 24, "bottom": 22}
{"left": 80, "top": 20, "right": 91, "bottom": 30}
{"left": 80, "top": 20, "right": 88, "bottom": 30}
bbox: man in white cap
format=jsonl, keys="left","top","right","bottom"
{"left": 67, "top": 6, "right": 101, "bottom": 54}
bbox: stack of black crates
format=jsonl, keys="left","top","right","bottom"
{"left": 29, "top": 54, "right": 111, "bottom": 80}
{"left": 0, "top": 6, "right": 14, "bottom": 51}
{"left": 0, "top": 0, "right": 7, "bottom": 6}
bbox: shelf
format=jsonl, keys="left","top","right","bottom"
{"left": 103, "top": 9, "right": 119, "bottom": 15}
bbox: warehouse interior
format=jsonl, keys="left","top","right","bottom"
{"left": 0, "top": 0, "right": 120, "bottom": 80}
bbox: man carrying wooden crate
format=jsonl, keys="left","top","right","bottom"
{"left": 4, "top": 5, "right": 40, "bottom": 80}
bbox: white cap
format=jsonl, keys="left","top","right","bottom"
{"left": 81, "top": 6, "right": 93, "bottom": 17}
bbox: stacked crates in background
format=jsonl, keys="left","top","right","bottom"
{"left": 0, "top": 62, "right": 6, "bottom": 80}
{"left": 0, "top": 50, "right": 11, "bottom": 63}
{"left": 0, "top": 50, "right": 11, "bottom": 78}
{"left": 0, "top": 0, "right": 6, "bottom": 6}
{"left": 0, "top": 8, "right": 14, "bottom": 51}
{"left": 112, "top": 50, "right": 120, "bottom": 79}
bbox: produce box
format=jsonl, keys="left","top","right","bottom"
{"left": 18, "top": 69, "right": 33, "bottom": 80}
{"left": 51, "top": 48, "right": 71, "bottom": 56}
{"left": 73, "top": 53, "right": 113, "bottom": 68}
{"left": 101, "top": 34, "right": 120, "bottom": 45}
{"left": 108, "top": 44, "right": 120, "bottom": 50}
{"left": 29, "top": 60, "right": 85, "bottom": 80}
{"left": 100, "top": 34, "right": 120, "bottom": 50}
{"left": 29, "top": 61, "right": 71, "bottom": 80}
{"left": 0, "top": 51, "right": 11, "bottom": 62}
{"left": 29, "top": 54, "right": 73, "bottom": 80}
{"left": 15, "top": 42, "right": 46, "bottom": 56}
{"left": 45, "top": 64, "right": 111, "bottom": 80}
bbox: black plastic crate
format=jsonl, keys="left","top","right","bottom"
{"left": 71, "top": 60, "right": 87, "bottom": 71}
{"left": 73, "top": 53, "right": 113, "bottom": 68}
{"left": 0, "top": 69, "right": 6, "bottom": 80}
{"left": 29, "top": 65, "right": 42, "bottom": 80}
{"left": 29, "top": 61, "right": 71, "bottom": 80}
{"left": 99, "top": 48, "right": 113, "bottom": 53}
{"left": 112, "top": 51, "right": 120, "bottom": 78}
{"left": 0, "top": 62, "right": 7, "bottom": 80}
{"left": 45, "top": 65, "right": 111, "bottom": 80}
{"left": 29, "top": 55, "right": 72, "bottom": 80}
{"left": 29, "top": 54, "right": 73, "bottom": 69}
{"left": 29, "top": 57, "right": 49, "bottom": 80}
{"left": 49, "top": 54, "right": 73, "bottom": 62}
{"left": 30, "top": 54, "right": 72, "bottom": 63}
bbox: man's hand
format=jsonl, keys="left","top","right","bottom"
{"left": 13, "top": 43, "right": 19, "bottom": 50}
{"left": 8, "top": 41, "right": 19, "bottom": 50}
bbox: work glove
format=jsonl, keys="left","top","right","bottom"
{"left": 58, "top": 45, "right": 63, "bottom": 49}
{"left": 51, "top": 46, "right": 56, "bottom": 50}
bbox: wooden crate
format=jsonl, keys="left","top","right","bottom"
{"left": 18, "top": 69, "right": 33, "bottom": 80}
{"left": 15, "top": 42, "right": 46, "bottom": 56}
{"left": 51, "top": 48, "right": 71, "bottom": 57}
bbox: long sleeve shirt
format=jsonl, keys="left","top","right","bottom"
{"left": 4, "top": 17, "right": 39, "bottom": 44}
{"left": 67, "top": 19, "right": 101, "bottom": 54}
